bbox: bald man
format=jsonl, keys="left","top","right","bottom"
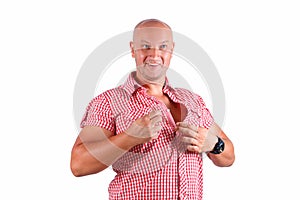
{"left": 71, "top": 19, "right": 235, "bottom": 199}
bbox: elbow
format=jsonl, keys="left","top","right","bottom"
{"left": 217, "top": 143, "right": 235, "bottom": 167}
{"left": 223, "top": 157, "right": 235, "bottom": 167}
{"left": 228, "top": 155, "right": 235, "bottom": 167}
{"left": 70, "top": 147, "right": 87, "bottom": 177}
{"left": 216, "top": 154, "right": 235, "bottom": 167}
{"left": 225, "top": 148, "right": 236, "bottom": 167}
{"left": 70, "top": 157, "right": 85, "bottom": 177}
{"left": 209, "top": 151, "right": 235, "bottom": 167}
{"left": 70, "top": 147, "right": 105, "bottom": 177}
{"left": 71, "top": 165, "right": 83, "bottom": 177}
{"left": 213, "top": 159, "right": 234, "bottom": 168}
{"left": 70, "top": 159, "right": 105, "bottom": 177}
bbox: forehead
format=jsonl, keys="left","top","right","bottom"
{"left": 133, "top": 27, "right": 173, "bottom": 43}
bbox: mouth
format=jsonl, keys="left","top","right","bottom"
{"left": 144, "top": 58, "right": 163, "bottom": 67}
{"left": 145, "top": 61, "right": 163, "bottom": 67}
{"left": 148, "top": 63, "right": 161, "bottom": 67}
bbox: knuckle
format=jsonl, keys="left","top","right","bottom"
{"left": 141, "top": 116, "right": 151, "bottom": 125}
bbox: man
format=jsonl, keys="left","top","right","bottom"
{"left": 71, "top": 19, "right": 235, "bottom": 199}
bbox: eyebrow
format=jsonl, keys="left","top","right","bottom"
{"left": 160, "top": 40, "right": 170, "bottom": 44}
{"left": 140, "top": 40, "right": 150, "bottom": 44}
{"left": 140, "top": 40, "right": 170, "bottom": 44}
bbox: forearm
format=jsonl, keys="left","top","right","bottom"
{"left": 71, "top": 132, "right": 140, "bottom": 177}
{"left": 207, "top": 137, "right": 235, "bottom": 167}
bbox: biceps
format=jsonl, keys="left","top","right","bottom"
{"left": 76, "top": 126, "right": 114, "bottom": 145}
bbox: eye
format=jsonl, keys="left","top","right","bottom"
{"left": 160, "top": 44, "right": 167, "bottom": 49}
{"left": 142, "top": 44, "right": 150, "bottom": 49}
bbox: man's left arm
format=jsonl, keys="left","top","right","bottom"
{"left": 206, "top": 123, "right": 235, "bottom": 167}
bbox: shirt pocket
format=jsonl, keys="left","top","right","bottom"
{"left": 184, "top": 107, "right": 202, "bottom": 127}
{"left": 185, "top": 107, "right": 213, "bottom": 129}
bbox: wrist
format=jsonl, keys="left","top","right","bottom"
{"left": 210, "top": 135, "right": 219, "bottom": 151}
{"left": 121, "top": 132, "right": 145, "bottom": 148}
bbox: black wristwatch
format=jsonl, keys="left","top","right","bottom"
{"left": 210, "top": 137, "right": 225, "bottom": 154}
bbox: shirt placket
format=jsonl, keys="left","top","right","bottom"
{"left": 154, "top": 93, "right": 189, "bottom": 199}
{"left": 164, "top": 91, "right": 189, "bottom": 199}
{"left": 140, "top": 88, "right": 191, "bottom": 199}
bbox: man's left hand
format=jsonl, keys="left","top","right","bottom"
{"left": 176, "top": 122, "right": 218, "bottom": 153}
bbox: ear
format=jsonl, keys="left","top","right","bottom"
{"left": 172, "top": 42, "right": 175, "bottom": 53}
{"left": 130, "top": 41, "right": 135, "bottom": 58}
{"left": 170, "top": 42, "right": 175, "bottom": 58}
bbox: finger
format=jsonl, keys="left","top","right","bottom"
{"left": 150, "top": 127, "right": 161, "bottom": 139}
{"left": 139, "top": 114, "right": 151, "bottom": 125}
{"left": 176, "top": 121, "right": 189, "bottom": 128}
{"left": 150, "top": 115, "right": 162, "bottom": 125}
{"left": 149, "top": 110, "right": 162, "bottom": 119}
{"left": 187, "top": 145, "right": 200, "bottom": 153}
{"left": 151, "top": 134, "right": 159, "bottom": 140}
{"left": 150, "top": 132, "right": 159, "bottom": 140}
{"left": 176, "top": 122, "right": 198, "bottom": 132}
{"left": 177, "top": 126, "right": 191, "bottom": 135}
{"left": 179, "top": 127, "right": 199, "bottom": 139}
{"left": 181, "top": 136, "right": 199, "bottom": 146}
{"left": 151, "top": 124, "right": 162, "bottom": 133}
{"left": 152, "top": 129, "right": 160, "bottom": 137}
{"left": 177, "top": 127, "right": 199, "bottom": 139}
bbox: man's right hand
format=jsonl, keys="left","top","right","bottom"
{"left": 124, "top": 110, "right": 163, "bottom": 144}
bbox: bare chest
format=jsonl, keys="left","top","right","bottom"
{"left": 157, "top": 95, "right": 187, "bottom": 123}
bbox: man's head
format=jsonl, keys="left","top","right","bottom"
{"left": 130, "top": 19, "right": 175, "bottom": 85}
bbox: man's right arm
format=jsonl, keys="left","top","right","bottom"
{"left": 70, "top": 126, "right": 142, "bottom": 177}
{"left": 71, "top": 110, "right": 162, "bottom": 177}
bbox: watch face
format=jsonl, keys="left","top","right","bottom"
{"left": 210, "top": 137, "right": 225, "bottom": 154}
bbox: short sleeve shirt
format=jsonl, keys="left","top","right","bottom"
{"left": 81, "top": 72, "right": 214, "bottom": 200}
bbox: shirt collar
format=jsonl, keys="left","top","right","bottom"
{"left": 122, "top": 71, "right": 174, "bottom": 96}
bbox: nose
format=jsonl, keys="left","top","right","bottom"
{"left": 148, "top": 48, "right": 160, "bottom": 58}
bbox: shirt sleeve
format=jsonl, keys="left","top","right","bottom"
{"left": 80, "top": 93, "right": 115, "bottom": 132}
{"left": 197, "top": 95, "right": 214, "bottom": 129}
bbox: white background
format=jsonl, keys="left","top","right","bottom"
{"left": 1, "top": 0, "right": 299, "bottom": 199}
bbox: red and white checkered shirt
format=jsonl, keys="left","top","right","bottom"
{"left": 81, "top": 72, "right": 214, "bottom": 200}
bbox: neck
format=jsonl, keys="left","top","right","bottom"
{"left": 144, "top": 84, "right": 164, "bottom": 96}
{"left": 134, "top": 72, "right": 165, "bottom": 96}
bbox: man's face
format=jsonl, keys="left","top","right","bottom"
{"left": 130, "top": 27, "right": 174, "bottom": 84}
